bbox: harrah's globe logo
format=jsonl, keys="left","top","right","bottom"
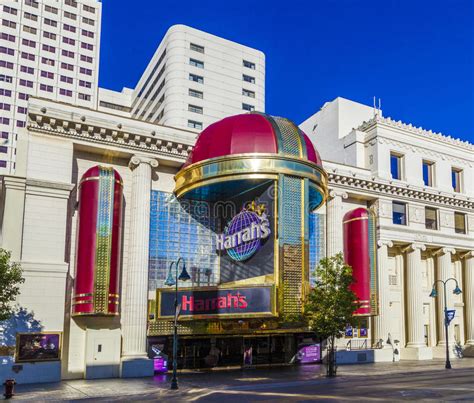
{"left": 216, "top": 201, "right": 271, "bottom": 261}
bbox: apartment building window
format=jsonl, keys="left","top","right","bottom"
{"left": 17, "top": 106, "right": 27, "bottom": 114}
{"left": 25, "top": 0, "right": 39, "bottom": 8}
{"left": 78, "top": 93, "right": 91, "bottom": 101}
{"left": 83, "top": 5, "right": 96, "bottom": 13}
{"left": 188, "top": 89, "right": 203, "bottom": 99}
{"left": 392, "top": 201, "right": 407, "bottom": 225}
{"left": 23, "top": 25, "right": 37, "bottom": 34}
{"left": 40, "top": 71, "right": 54, "bottom": 79}
{"left": 242, "top": 103, "right": 255, "bottom": 111}
{"left": 45, "top": 5, "right": 58, "bottom": 14}
{"left": 20, "top": 66, "right": 34, "bottom": 74}
{"left": 62, "top": 50, "right": 75, "bottom": 58}
{"left": 81, "top": 42, "right": 94, "bottom": 51}
{"left": 0, "top": 89, "right": 12, "bottom": 97}
{"left": 1, "top": 33, "right": 15, "bottom": 42}
{"left": 425, "top": 207, "right": 438, "bottom": 230}
{"left": 80, "top": 55, "right": 93, "bottom": 63}
{"left": 3, "top": 6, "right": 17, "bottom": 15}
{"left": 82, "top": 29, "right": 94, "bottom": 38}
{"left": 2, "top": 20, "right": 16, "bottom": 29}
{"left": 188, "top": 104, "right": 203, "bottom": 114}
{"left": 62, "top": 63, "right": 74, "bottom": 71}
{"left": 65, "top": 0, "right": 78, "bottom": 7}
{"left": 390, "top": 152, "right": 403, "bottom": 180}
{"left": 0, "top": 74, "right": 13, "bottom": 83}
{"left": 40, "top": 84, "right": 53, "bottom": 92}
{"left": 190, "top": 58, "right": 204, "bottom": 68}
{"left": 0, "top": 61, "right": 14, "bottom": 69}
{"left": 422, "top": 160, "right": 434, "bottom": 187}
{"left": 20, "top": 79, "right": 33, "bottom": 88}
{"left": 454, "top": 212, "right": 466, "bottom": 234}
{"left": 63, "top": 24, "right": 76, "bottom": 33}
{"left": 60, "top": 75, "right": 73, "bottom": 84}
{"left": 80, "top": 67, "right": 92, "bottom": 75}
{"left": 451, "top": 168, "right": 462, "bottom": 193}
{"left": 0, "top": 103, "right": 11, "bottom": 111}
{"left": 242, "top": 89, "right": 255, "bottom": 98}
{"left": 0, "top": 118, "right": 10, "bottom": 125}
{"left": 44, "top": 31, "right": 56, "bottom": 40}
{"left": 189, "top": 74, "right": 204, "bottom": 84}
{"left": 0, "top": 146, "right": 8, "bottom": 153}
{"left": 1, "top": 132, "right": 8, "bottom": 139}
{"left": 42, "top": 44, "right": 56, "bottom": 53}
{"left": 188, "top": 120, "right": 203, "bottom": 130}
{"left": 190, "top": 43, "right": 204, "bottom": 53}
{"left": 59, "top": 88, "right": 72, "bottom": 97}
{"left": 44, "top": 18, "right": 57, "bottom": 27}
{"left": 82, "top": 17, "right": 95, "bottom": 26}
{"left": 22, "top": 39, "right": 36, "bottom": 48}
{"left": 79, "top": 80, "right": 91, "bottom": 88}
{"left": 0, "top": 161, "right": 6, "bottom": 168}
{"left": 64, "top": 11, "right": 77, "bottom": 20}
{"left": 21, "top": 52, "right": 35, "bottom": 61}
{"left": 18, "top": 93, "right": 29, "bottom": 100}
{"left": 63, "top": 37, "right": 75, "bottom": 45}
{"left": 0, "top": 47, "right": 14, "bottom": 56}
{"left": 17, "top": 121, "right": 25, "bottom": 128}
{"left": 42, "top": 57, "right": 55, "bottom": 66}
{"left": 24, "top": 12, "right": 38, "bottom": 22}
{"left": 243, "top": 74, "right": 255, "bottom": 84}
{"left": 243, "top": 60, "right": 256, "bottom": 69}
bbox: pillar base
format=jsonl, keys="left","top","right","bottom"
{"left": 120, "top": 356, "right": 154, "bottom": 378}
{"left": 374, "top": 347, "right": 399, "bottom": 362}
{"left": 462, "top": 344, "right": 474, "bottom": 357}
{"left": 400, "top": 346, "right": 432, "bottom": 360}
{"left": 431, "top": 345, "right": 458, "bottom": 360}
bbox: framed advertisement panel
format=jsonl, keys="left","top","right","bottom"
{"left": 15, "top": 332, "right": 62, "bottom": 363}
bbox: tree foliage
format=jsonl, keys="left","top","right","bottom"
{"left": 0, "top": 249, "right": 24, "bottom": 321}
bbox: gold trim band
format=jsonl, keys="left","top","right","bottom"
{"left": 343, "top": 216, "right": 369, "bottom": 224}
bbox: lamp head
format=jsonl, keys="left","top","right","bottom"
{"left": 178, "top": 262, "right": 191, "bottom": 281}
{"left": 453, "top": 285, "right": 462, "bottom": 295}
{"left": 164, "top": 269, "right": 176, "bottom": 286}
{"left": 429, "top": 289, "right": 437, "bottom": 298}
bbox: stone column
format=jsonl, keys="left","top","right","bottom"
{"left": 373, "top": 240, "right": 393, "bottom": 347}
{"left": 326, "top": 189, "right": 348, "bottom": 257}
{"left": 434, "top": 248, "right": 456, "bottom": 347}
{"left": 121, "top": 155, "right": 158, "bottom": 377}
{"left": 404, "top": 243, "right": 426, "bottom": 349}
{"left": 464, "top": 252, "right": 474, "bottom": 346}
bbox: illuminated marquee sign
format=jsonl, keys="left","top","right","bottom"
{"left": 216, "top": 201, "right": 271, "bottom": 262}
{"left": 158, "top": 286, "right": 273, "bottom": 318}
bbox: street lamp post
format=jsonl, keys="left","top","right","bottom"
{"left": 164, "top": 257, "right": 190, "bottom": 390}
{"left": 429, "top": 277, "right": 462, "bottom": 369}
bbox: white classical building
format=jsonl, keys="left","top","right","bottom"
{"left": 302, "top": 97, "right": 474, "bottom": 361}
{"left": 0, "top": 0, "right": 102, "bottom": 174}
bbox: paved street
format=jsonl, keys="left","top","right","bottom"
{"left": 10, "top": 358, "right": 474, "bottom": 402}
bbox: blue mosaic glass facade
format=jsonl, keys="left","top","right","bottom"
{"left": 309, "top": 212, "right": 325, "bottom": 286}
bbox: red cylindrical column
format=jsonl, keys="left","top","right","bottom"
{"left": 343, "top": 207, "right": 377, "bottom": 316}
{"left": 72, "top": 166, "right": 123, "bottom": 316}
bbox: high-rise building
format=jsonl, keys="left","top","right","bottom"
{"left": 0, "top": 0, "right": 102, "bottom": 173}
{"left": 130, "top": 24, "right": 265, "bottom": 131}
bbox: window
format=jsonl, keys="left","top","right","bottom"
{"left": 242, "top": 103, "right": 255, "bottom": 111}
{"left": 23, "top": 25, "right": 37, "bottom": 34}
{"left": 3, "top": 6, "right": 17, "bottom": 15}
{"left": 189, "top": 89, "right": 203, "bottom": 99}
{"left": 17, "top": 121, "right": 25, "bottom": 128}
{"left": 44, "top": 18, "right": 57, "bottom": 27}
{"left": 1, "top": 132, "right": 8, "bottom": 139}
{"left": 189, "top": 74, "right": 203, "bottom": 84}
{"left": 79, "top": 80, "right": 91, "bottom": 88}
{"left": 0, "top": 161, "right": 6, "bottom": 168}
{"left": 78, "top": 93, "right": 91, "bottom": 101}
{"left": 20, "top": 79, "right": 33, "bottom": 88}
{"left": 43, "top": 31, "right": 56, "bottom": 40}
{"left": 17, "top": 106, "right": 27, "bottom": 114}
{"left": 45, "top": 5, "right": 58, "bottom": 14}
{"left": 99, "top": 101, "right": 131, "bottom": 113}
{"left": 82, "top": 17, "right": 95, "bottom": 26}
{"left": 0, "top": 74, "right": 13, "bottom": 83}
{"left": 454, "top": 212, "right": 466, "bottom": 234}
{"left": 42, "top": 57, "right": 55, "bottom": 66}
{"left": 0, "top": 47, "right": 15, "bottom": 56}
{"left": 0, "top": 61, "right": 13, "bottom": 69}
{"left": 22, "top": 38, "right": 36, "bottom": 48}
{"left": 243, "top": 74, "right": 255, "bottom": 84}
{"left": 21, "top": 52, "right": 35, "bottom": 61}
{"left": 63, "top": 37, "right": 75, "bottom": 45}
{"left": 83, "top": 4, "right": 95, "bottom": 13}
{"left": 81, "top": 42, "right": 94, "bottom": 51}
{"left": 59, "top": 88, "right": 72, "bottom": 97}
{"left": 242, "top": 89, "right": 255, "bottom": 98}
{"left": 63, "top": 24, "right": 76, "bottom": 32}
{"left": 189, "top": 58, "right": 204, "bottom": 68}
{"left": 188, "top": 120, "right": 203, "bottom": 130}
{"left": 40, "top": 84, "right": 53, "bottom": 92}
{"left": 452, "top": 168, "right": 462, "bottom": 193}
{"left": 20, "top": 66, "right": 34, "bottom": 74}
{"left": 392, "top": 202, "right": 407, "bottom": 225}
{"left": 390, "top": 152, "right": 403, "bottom": 180}
{"left": 190, "top": 43, "right": 204, "bottom": 53}
{"left": 42, "top": 44, "right": 55, "bottom": 53}
{"left": 0, "top": 103, "right": 11, "bottom": 111}
{"left": 65, "top": 0, "right": 78, "bottom": 7}
{"left": 2, "top": 20, "right": 16, "bottom": 29}
{"left": 80, "top": 55, "right": 93, "bottom": 63}
{"left": 0, "top": 89, "right": 12, "bottom": 97}
{"left": 425, "top": 207, "right": 438, "bottom": 230}
{"left": 25, "top": 0, "right": 39, "bottom": 8}
{"left": 18, "top": 93, "right": 29, "bottom": 100}
{"left": 62, "top": 49, "right": 74, "bottom": 58}
{"left": 422, "top": 160, "right": 434, "bottom": 187}
{"left": 1, "top": 33, "right": 15, "bottom": 42}
{"left": 188, "top": 104, "right": 203, "bottom": 114}
{"left": 80, "top": 67, "right": 92, "bottom": 75}
{"left": 81, "top": 29, "right": 94, "bottom": 38}
{"left": 40, "top": 70, "right": 54, "bottom": 79}
{"left": 64, "top": 11, "right": 77, "bottom": 20}
{"left": 61, "top": 62, "right": 74, "bottom": 71}
{"left": 24, "top": 12, "right": 38, "bottom": 21}
{"left": 0, "top": 146, "right": 7, "bottom": 153}
{"left": 243, "top": 60, "right": 256, "bottom": 69}
{"left": 60, "top": 75, "right": 73, "bottom": 84}
{"left": 0, "top": 118, "right": 10, "bottom": 125}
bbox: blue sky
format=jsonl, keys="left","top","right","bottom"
{"left": 99, "top": 0, "right": 473, "bottom": 143}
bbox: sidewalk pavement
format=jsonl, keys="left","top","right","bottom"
{"left": 7, "top": 358, "right": 474, "bottom": 402}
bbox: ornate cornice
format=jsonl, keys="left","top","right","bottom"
{"left": 357, "top": 116, "right": 473, "bottom": 151}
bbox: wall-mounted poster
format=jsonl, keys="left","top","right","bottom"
{"left": 345, "top": 326, "right": 353, "bottom": 338}
{"left": 15, "top": 332, "right": 61, "bottom": 363}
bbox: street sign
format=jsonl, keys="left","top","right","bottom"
{"left": 445, "top": 309, "right": 456, "bottom": 325}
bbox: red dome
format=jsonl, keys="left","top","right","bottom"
{"left": 81, "top": 165, "right": 122, "bottom": 182}
{"left": 184, "top": 113, "right": 322, "bottom": 167}
{"left": 343, "top": 207, "right": 369, "bottom": 223}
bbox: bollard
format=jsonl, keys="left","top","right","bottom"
{"left": 3, "top": 379, "right": 16, "bottom": 399}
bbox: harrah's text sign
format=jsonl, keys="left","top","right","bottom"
{"left": 159, "top": 287, "right": 273, "bottom": 317}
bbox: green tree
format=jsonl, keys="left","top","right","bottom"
{"left": 304, "top": 253, "right": 359, "bottom": 376}
{"left": 0, "top": 249, "right": 24, "bottom": 321}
